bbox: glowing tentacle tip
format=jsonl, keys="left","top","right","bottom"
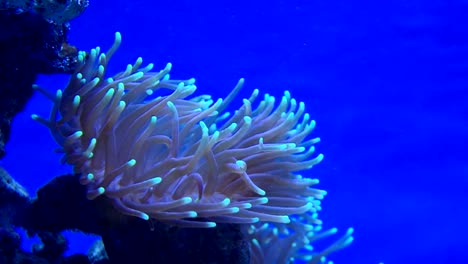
{"left": 87, "top": 173, "right": 94, "bottom": 181}
{"left": 139, "top": 213, "right": 150, "bottom": 221}
{"left": 205, "top": 222, "right": 216, "bottom": 228}
{"left": 127, "top": 159, "right": 137, "bottom": 167}
{"left": 115, "top": 32, "right": 122, "bottom": 43}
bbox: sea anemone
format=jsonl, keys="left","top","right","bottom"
{"left": 33, "top": 32, "right": 327, "bottom": 230}
{"left": 246, "top": 217, "right": 354, "bottom": 263}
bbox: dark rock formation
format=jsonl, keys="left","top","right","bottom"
{"left": 0, "top": 6, "right": 80, "bottom": 158}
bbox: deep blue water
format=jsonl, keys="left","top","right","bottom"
{"left": 2, "top": 0, "right": 468, "bottom": 263}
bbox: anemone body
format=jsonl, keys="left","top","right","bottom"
{"left": 35, "top": 32, "right": 325, "bottom": 228}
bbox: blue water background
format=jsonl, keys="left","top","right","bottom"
{"left": 2, "top": 1, "right": 468, "bottom": 263}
